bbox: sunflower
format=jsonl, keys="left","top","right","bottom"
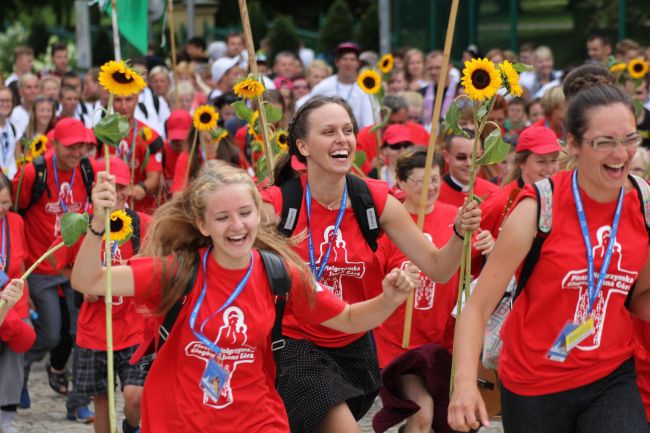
{"left": 357, "top": 69, "right": 382, "bottom": 94}
{"left": 193, "top": 105, "right": 219, "bottom": 132}
{"left": 378, "top": 54, "right": 394, "bottom": 74}
{"left": 461, "top": 58, "right": 502, "bottom": 101}
{"left": 30, "top": 135, "right": 48, "bottom": 158}
{"left": 248, "top": 111, "right": 259, "bottom": 136}
{"left": 98, "top": 60, "right": 146, "bottom": 96}
{"left": 628, "top": 58, "right": 649, "bottom": 80}
{"left": 274, "top": 130, "right": 289, "bottom": 151}
{"left": 233, "top": 76, "right": 266, "bottom": 100}
{"left": 609, "top": 63, "right": 627, "bottom": 74}
{"left": 210, "top": 128, "right": 229, "bottom": 143}
{"left": 498, "top": 60, "right": 522, "bottom": 97}
{"left": 104, "top": 209, "right": 133, "bottom": 243}
{"left": 141, "top": 126, "right": 152, "bottom": 142}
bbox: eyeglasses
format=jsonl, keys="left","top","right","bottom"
{"left": 582, "top": 134, "right": 642, "bottom": 152}
{"left": 0, "top": 99, "right": 12, "bottom": 105}
{"left": 449, "top": 152, "right": 470, "bottom": 162}
{"left": 384, "top": 142, "right": 411, "bottom": 151}
{"left": 407, "top": 176, "right": 441, "bottom": 186}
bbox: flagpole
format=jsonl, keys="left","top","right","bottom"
{"left": 237, "top": 0, "right": 274, "bottom": 183}
{"left": 401, "top": 0, "right": 460, "bottom": 349}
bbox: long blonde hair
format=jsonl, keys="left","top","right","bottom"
{"left": 142, "top": 160, "right": 313, "bottom": 315}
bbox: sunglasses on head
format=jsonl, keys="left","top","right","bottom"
{"left": 384, "top": 142, "right": 411, "bottom": 151}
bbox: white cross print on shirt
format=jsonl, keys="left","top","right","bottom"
{"left": 560, "top": 225, "right": 638, "bottom": 350}
{"left": 316, "top": 225, "right": 366, "bottom": 299}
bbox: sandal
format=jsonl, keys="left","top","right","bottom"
{"left": 46, "top": 362, "right": 69, "bottom": 395}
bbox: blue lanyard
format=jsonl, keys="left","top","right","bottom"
{"left": 571, "top": 170, "right": 624, "bottom": 313}
{"left": 188, "top": 246, "right": 254, "bottom": 355}
{"left": 101, "top": 241, "right": 120, "bottom": 267}
{"left": 305, "top": 181, "right": 347, "bottom": 281}
{"left": 335, "top": 79, "right": 355, "bottom": 102}
{"left": 0, "top": 217, "right": 6, "bottom": 271}
{"left": 52, "top": 153, "right": 77, "bottom": 213}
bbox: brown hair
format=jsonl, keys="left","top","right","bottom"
{"left": 185, "top": 128, "right": 241, "bottom": 182}
{"left": 142, "top": 160, "right": 314, "bottom": 315}
{"left": 395, "top": 146, "right": 443, "bottom": 182}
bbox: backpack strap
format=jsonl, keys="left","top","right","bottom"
{"left": 259, "top": 249, "right": 291, "bottom": 366}
{"left": 79, "top": 156, "right": 94, "bottom": 202}
{"left": 513, "top": 177, "right": 554, "bottom": 302}
{"left": 345, "top": 174, "right": 380, "bottom": 252}
{"left": 26, "top": 155, "right": 49, "bottom": 212}
{"left": 278, "top": 177, "right": 303, "bottom": 238}
{"left": 159, "top": 255, "right": 200, "bottom": 346}
{"left": 153, "top": 93, "right": 161, "bottom": 115}
{"left": 629, "top": 174, "right": 650, "bottom": 234}
{"left": 148, "top": 136, "right": 164, "bottom": 155}
{"left": 138, "top": 102, "right": 149, "bottom": 120}
{"left": 125, "top": 209, "right": 141, "bottom": 253}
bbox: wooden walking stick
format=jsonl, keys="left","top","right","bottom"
{"left": 237, "top": 0, "right": 275, "bottom": 184}
{"left": 167, "top": 0, "right": 180, "bottom": 108}
{"left": 401, "top": 0, "right": 461, "bottom": 349}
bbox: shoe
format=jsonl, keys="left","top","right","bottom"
{"left": 18, "top": 386, "right": 30, "bottom": 409}
{"left": 67, "top": 406, "right": 95, "bottom": 424}
{"left": 122, "top": 418, "right": 141, "bottom": 433}
{"left": 0, "top": 410, "right": 18, "bottom": 433}
{"left": 46, "top": 362, "right": 69, "bottom": 395}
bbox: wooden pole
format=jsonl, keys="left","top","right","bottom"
{"left": 237, "top": 0, "right": 275, "bottom": 183}
{"left": 401, "top": 0, "right": 461, "bottom": 349}
{"left": 167, "top": 0, "right": 180, "bottom": 108}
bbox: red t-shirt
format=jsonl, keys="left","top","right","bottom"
{"left": 54, "top": 212, "right": 151, "bottom": 350}
{"left": 372, "top": 203, "right": 459, "bottom": 368}
{"left": 479, "top": 178, "right": 524, "bottom": 239}
{"left": 437, "top": 174, "right": 499, "bottom": 208}
{"left": 13, "top": 154, "right": 91, "bottom": 274}
{"left": 261, "top": 177, "right": 389, "bottom": 347}
{"left": 163, "top": 141, "right": 182, "bottom": 181}
{"left": 499, "top": 170, "right": 649, "bottom": 396}
{"left": 130, "top": 248, "right": 345, "bottom": 433}
{"left": 634, "top": 318, "right": 650, "bottom": 421}
{"left": 0, "top": 212, "right": 28, "bottom": 318}
{"left": 100, "top": 120, "right": 163, "bottom": 214}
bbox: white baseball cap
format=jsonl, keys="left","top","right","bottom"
{"left": 211, "top": 56, "right": 240, "bottom": 84}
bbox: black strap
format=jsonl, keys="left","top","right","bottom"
{"left": 138, "top": 102, "right": 149, "bottom": 119}
{"left": 79, "top": 156, "right": 94, "bottom": 202}
{"left": 148, "top": 136, "right": 164, "bottom": 155}
{"left": 278, "top": 174, "right": 380, "bottom": 251}
{"left": 159, "top": 255, "right": 199, "bottom": 346}
{"left": 153, "top": 92, "right": 161, "bottom": 115}
{"left": 125, "top": 209, "right": 141, "bottom": 253}
{"left": 26, "top": 155, "right": 49, "bottom": 212}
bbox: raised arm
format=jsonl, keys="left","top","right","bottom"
{"left": 448, "top": 197, "right": 537, "bottom": 432}
{"left": 70, "top": 171, "right": 135, "bottom": 297}
{"left": 380, "top": 194, "right": 481, "bottom": 282}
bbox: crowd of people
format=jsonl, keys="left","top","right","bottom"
{"left": 0, "top": 28, "right": 650, "bottom": 433}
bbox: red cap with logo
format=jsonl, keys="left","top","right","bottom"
{"left": 383, "top": 124, "right": 412, "bottom": 145}
{"left": 53, "top": 118, "right": 87, "bottom": 146}
{"left": 515, "top": 126, "right": 562, "bottom": 155}
{"left": 167, "top": 109, "right": 192, "bottom": 141}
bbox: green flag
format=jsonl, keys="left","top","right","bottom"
{"left": 104, "top": 0, "right": 148, "bottom": 55}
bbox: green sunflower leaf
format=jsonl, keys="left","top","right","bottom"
{"left": 476, "top": 101, "right": 489, "bottom": 122}
{"left": 354, "top": 150, "right": 367, "bottom": 167}
{"left": 61, "top": 212, "right": 89, "bottom": 246}
{"left": 443, "top": 100, "right": 464, "bottom": 136}
{"left": 477, "top": 128, "right": 510, "bottom": 165}
{"left": 370, "top": 107, "right": 392, "bottom": 133}
{"left": 512, "top": 62, "right": 533, "bottom": 73}
{"left": 232, "top": 101, "right": 253, "bottom": 122}
{"left": 93, "top": 113, "right": 130, "bottom": 148}
{"left": 263, "top": 102, "right": 283, "bottom": 124}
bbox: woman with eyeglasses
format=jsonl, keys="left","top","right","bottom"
{"left": 448, "top": 64, "right": 650, "bottom": 433}
{"left": 372, "top": 147, "right": 493, "bottom": 433}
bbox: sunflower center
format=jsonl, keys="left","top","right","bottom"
{"left": 278, "top": 134, "right": 287, "bottom": 144}
{"left": 111, "top": 71, "right": 134, "bottom": 84}
{"left": 363, "top": 77, "right": 376, "bottom": 89}
{"left": 633, "top": 63, "right": 644, "bottom": 73}
{"left": 200, "top": 113, "right": 212, "bottom": 123}
{"left": 471, "top": 69, "right": 491, "bottom": 90}
{"left": 110, "top": 217, "right": 124, "bottom": 233}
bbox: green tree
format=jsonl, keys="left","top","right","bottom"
{"left": 317, "top": 0, "right": 355, "bottom": 57}
{"left": 355, "top": 2, "right": 378, "bottom": 52}
{"left": 248, "top": 1, "right": 268, "bottom": 47}
{"left": 267, "top": 15, "right": 300, "bottom": 65}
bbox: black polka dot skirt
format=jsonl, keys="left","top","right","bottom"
{"left": 277, "top": 332, "right": 382, "bottom": 433}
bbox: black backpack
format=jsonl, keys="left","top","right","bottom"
{"left": 142, "top": 250, "right": 291, "bottom": 374}
{"left": 20, "top": 155, "right": 94, "bottom": 213}
{"left": 278, "top": 174, "right": 381, "bottom": 251}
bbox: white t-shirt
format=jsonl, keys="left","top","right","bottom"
{"left": 0, "top": 121, "right": 18, "bottom": 179}
{"left": 297, "top": 75, "right": 376, "bottom": 129}
{"left": 9, "top": 105, "right": 29, "bottom": 141}
{"left": 136, "top": 88, "right": 170, "bottom": 139}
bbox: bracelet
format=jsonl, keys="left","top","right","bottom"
{"left": 88, "top": 225, "right": 105, "bottom": 237}
{"left": 138, "top": 181, "right": 148, "bottom": 196}
{"left": 453, "top": 224, "right": 465, "bottom": 240}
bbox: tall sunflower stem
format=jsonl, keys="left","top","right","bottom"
{"left": 20, "top": 242, "right": 65, "bottom": 281}
{"left": 256, "top": 95, "right": 275, "bottom": 184}
{"left": 184, "top": 130, "right": 199, "bottom": 189}
{"left": 13, "top": 164, "right": 26, "bottom": 212}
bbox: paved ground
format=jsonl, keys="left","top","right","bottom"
{"left": 15, "top": 359, "right": 503, "bottom": 433}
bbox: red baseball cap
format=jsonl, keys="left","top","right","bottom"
{"left": 54, "top": 118, "right": 87, "bottom": 146}
{"left": 107, "top": 157, "right": 131, "bottom": 186}
{"left": 383, "top": 124, "right": 412, "bottom": 145}
{"left": 515, "top": 126, "right": 562, "bottom": 155}
{"left": 167, "top": 109, "right": 192, "bottom": 141}
{"left": 85, "top": 128, "right": 97, "bottom": 145}
{"left": 335, "top": 42, "right": 360, "bottom": 58}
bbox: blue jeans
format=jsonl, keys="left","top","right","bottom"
{"left": 501, "top": 358, "right": 649, "bottom": 433}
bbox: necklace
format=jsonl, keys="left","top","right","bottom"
{"left": 314, "top": 197, "right": 342, "bottom": 211}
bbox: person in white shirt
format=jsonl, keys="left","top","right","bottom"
{"left": 4, "top": 46, "right": 34, "bottom": 87}
{"left": 0, "top": 88, "right": 18, "bottom": 179}
{"left": 297, "top": 42, "right": 375, "bottom": 129}
{"left": 209, "top": 57, "right": 242, "bottom": 101}
{"left": 9, "top": 73, "right": 39, "bottom": 140}
{"left": 518, "top": 46, "right": 562, "bottom": 99}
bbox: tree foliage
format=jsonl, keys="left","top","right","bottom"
{"left": 248, "top": 1, "right": 268, "bottom": 48}
{"left": 317, "top": 0, "right": 355, "bottom": 56}
{"left": 267, "top": 15, "right": 301, "bottom": 63}
{"left": 356, "top": 2, "right": 378, "bottom": 52}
